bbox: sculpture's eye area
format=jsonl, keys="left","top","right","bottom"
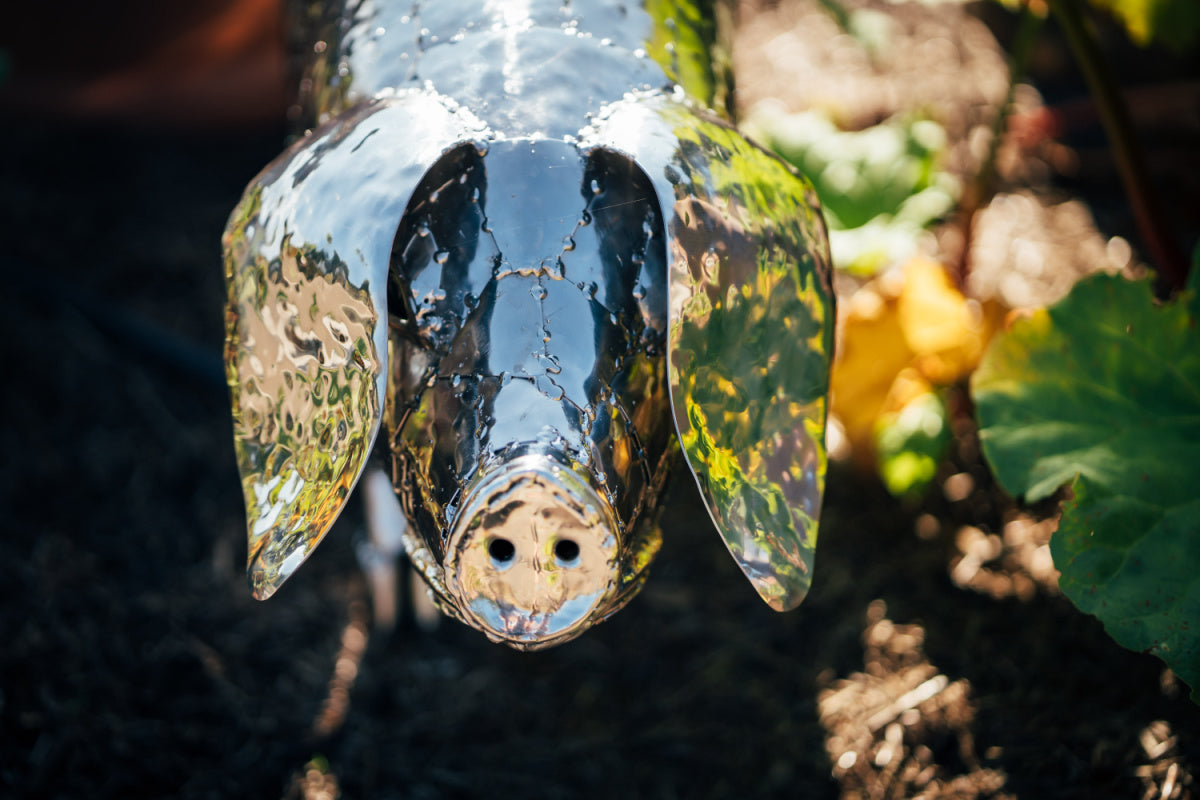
{"left": 488, "top": 537, "right": 516, "bottom": 565}
{"left": 554, "top": 538, "right": 580, "bottom": 565}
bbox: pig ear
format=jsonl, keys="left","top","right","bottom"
{"left": 582, "top": 94, "right": 835, "bottom": 611}
{"left": 223, "top": 92, "right": 486, "bottom": 599}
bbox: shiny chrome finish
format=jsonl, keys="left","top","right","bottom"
{"left": 296, "top": 0, "right": 674, "bottom": 137}
{"left": 225, "top": 0, "right": 834, "bottom": 644}
{"left": 582, "top": 94, "right": 835, "bottom": 610}
{"left": 446, "top": 454, "right": 619, "bottom": 646}
{"left": 384, "top": 139, "right": 673, "bottom": 648}
{"left": 224, "top": 94, "right": 488, "bottom": 599}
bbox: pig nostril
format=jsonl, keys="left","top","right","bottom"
{"left": 488, "top": 538, "right": 515, "bottom": 564}
{"left": 554, "top": 539, "right": 580, "bottom": 565}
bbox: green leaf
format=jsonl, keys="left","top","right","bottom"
{"left": 1055, "top": 477, "right": 1200, "bottom": 691}
{"left": 746, "top": 108, "right": 958, "bottom": 274}
{"left": 645, "top": 0, "right": 731, "bottom": 114}
{"left": 875, "top": 390, "right": 951, "bottom": 497}
{"left": 1087, "top": 0, "right": 1200, "bottom": 53}
{"left": 972, "top": 272, "right": 1200, "bottom": 696}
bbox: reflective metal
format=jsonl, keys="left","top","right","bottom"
{"left": 223, "top": 94, "right": 489, "bottom": 599}
{"left": 581, "top": 95, "right": 835, "bottom": 610}
{"left": 383, "top": 139, "right": 673, "bottom": 648}
{"left": 445, "top": 454, "right": 622, "bottom": 645}
{"left": 225, "top": 0, "right": 834, "bottom": 644}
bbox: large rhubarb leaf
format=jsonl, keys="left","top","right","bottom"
{"left": 972, "top": 271, "right": 1200, "bottom": 697}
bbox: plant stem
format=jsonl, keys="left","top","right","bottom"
{"left": 1049, "top": 0, "right": 1189, "bottom": 293}
{"left": 955, "top": 3, "right": 1044, "bottom": 288}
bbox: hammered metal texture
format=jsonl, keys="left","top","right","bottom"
{"left": 383, "top": 140, "right": 675, "bottom": 647}
{"left": 225, "top": 0, "right": 834, "bottom": 626}
{"left": 297, "top": 0, "right": 670, "bottom": 137}
{"left": 224, "top": 94, "right": 487, "bottom": 598}
{"left": 582, "top": 94, "right": 835, "bottom": 610}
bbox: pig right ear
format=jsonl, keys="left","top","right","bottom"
{"left": 223, "top": 91, "right": 487, "bottom": 600}
{"left": 581, "top": 93, "right": 836, "bottom": 613}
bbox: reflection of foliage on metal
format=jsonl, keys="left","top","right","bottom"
{"left": 667, "top": 106, "right": 832, "bottom": 610}
{"left": 225, "top": 233, "right": 380, "bottom": 599}
{"left": 223, "top": 93, "right": 486, "bottom": 599}
{"left": 227, "top": 2, "right": 835, "bottom": 624}
{"left": 670, "top": 196, "right": 831, "bottom": 607}
{"left": 585, "top": 95, "right": 834, "bottom": 610}
{"left": 644, "top": 0, "right": 734, "bottom": 119}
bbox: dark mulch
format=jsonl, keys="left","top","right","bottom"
{"left": 2, "top": 4, "right": 1198, "bottom": 798}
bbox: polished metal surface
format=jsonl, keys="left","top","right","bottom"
{"left": 224, "top": 94, "right": 488, "bottom": 599}
{"left": 318, "top": 0, "right": 667, "bottom": 138}
{"left": 582, "top": 94, "right": 835, "bottom": 610}
{"left": 445, "top": 454, "right": 620, "bottom": 645}
{"left": 385, "top": 139, "right": 674, "bottom": 647}
{"left": 225, "top": 0, "right": 834, "bottom": 643}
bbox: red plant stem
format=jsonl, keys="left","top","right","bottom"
{"left": 1049, "top": 0, "right": 1189, "bottom": 293}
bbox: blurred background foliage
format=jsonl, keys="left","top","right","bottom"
{"left": 746, "top": 0, "right": 1197, "bottom": 499}
{"left": 745, "top": 0, "right": 1199, "bottom": 686}
{"left": 826, "top": 258, "right": 1002, "bottom": 494}
{"left": 1056, "top": 0, "right": 1200, "bottom": 51}
{"left": 748, "top": 109, "right": 959, "bottom": 275}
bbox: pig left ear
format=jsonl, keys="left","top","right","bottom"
{"left": 223, "top": 92, "right": 486, "bottom": 599}
{"left": 582, "top": 93, "right": 835, "bottom": 611}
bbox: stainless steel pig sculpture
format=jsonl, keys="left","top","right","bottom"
{"left": 223, "top": 0, "right": 834, "bottom": 649}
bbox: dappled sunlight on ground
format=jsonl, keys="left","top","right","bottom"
{"left": 948, "top": 511, "right": 1059, "bottom": 602}
{"left": 963, "top": 191, "right": 1141, "bottom": 309}
{"left": 1137, "top": 720, "right": 1194, "bottom": 800}
{"left": 819, "top": 601, "right": 1010, "bottom": 799}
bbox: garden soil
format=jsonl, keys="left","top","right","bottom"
{"left": 2, "top": 1, "right": 1198, "bottom": 797}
